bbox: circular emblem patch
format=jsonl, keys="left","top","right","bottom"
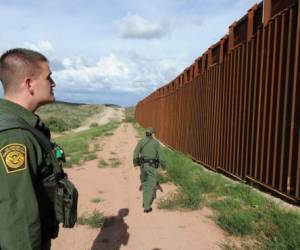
{"left": 5, "top": 150, "right": 25, "bottom": 169}
{"left": 0, "top": 144, "right": 27, "bottom": 173}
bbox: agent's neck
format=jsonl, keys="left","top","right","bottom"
{"left": 4, "top": 95, "right": 37, "bottom": 112}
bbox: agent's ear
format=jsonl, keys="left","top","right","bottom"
{"left": 24, "top": 77, "right": 34, "bottom": 95}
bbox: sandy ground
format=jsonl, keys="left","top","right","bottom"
{"left": 52, "top": 122, "right": 228, "bottom": 250}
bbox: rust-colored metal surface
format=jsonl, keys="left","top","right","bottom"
{"left": 135, "top": 0, "right": 300, "bottom": 202}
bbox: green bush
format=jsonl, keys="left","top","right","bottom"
{"left": 157, "top": 170, "right": 171, "bottom": 184}
{"left": 98, "top": 159, "right": 108, "bottom": 168}
{"left": 77, "top": 210, "right": 105, "bottom": 228}
{"left": 109, "top": 158, "right": 121, "bottom": 168}
{"left": 91, "top": 198, "right": 102, "bottom": 204}
{"left": 94, "top": 143, "right": 102, "bottom": 152}
{"left": 90, "top": 122, "right": 99, "bottom": 128}
{"left": 45, "top": 116, "right": 69, "bottom": 132}
{"left": 83, "top": 153, "right": 97, "bottom": 161}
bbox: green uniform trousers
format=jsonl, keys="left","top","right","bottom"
{"left": 140, "top": 164, "right": 157, "bottom": 210}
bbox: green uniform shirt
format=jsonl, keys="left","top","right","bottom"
{"left": 133, "top": 136, "right": 165, "bottom": 167}
{"left": 0, "top": 99, "right": 57, "bottom": 250}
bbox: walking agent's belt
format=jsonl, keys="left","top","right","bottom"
{"left": 141, "top": 159, "right": 158, "bottom": 164}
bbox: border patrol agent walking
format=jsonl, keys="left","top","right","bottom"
{"left": 133, "top": 127, "right": 165, "bottom": 213}
{"left": 0, "top": 48, "right": 78, "bottom": 250}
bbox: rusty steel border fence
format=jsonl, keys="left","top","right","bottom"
{"left": 135, "top": 0, "right": 300, "bottom": 203}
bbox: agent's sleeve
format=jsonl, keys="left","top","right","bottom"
{"left": 133, "top": 141, "right": 142, "bottom": 166}
{"left": 0, "top": 130, "right": 42, "bottom": 250}
{"left": 157, "top": 143, "right": 166, "bottom": 168}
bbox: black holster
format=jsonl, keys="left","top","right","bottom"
{"left": 141, "top": 158, "right": 159, "bottom": 168}
{"left": 40, "top": 154, "right": 78, "bottom": 229}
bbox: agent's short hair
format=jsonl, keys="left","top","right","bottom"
{"left": 0, "top": 48, "right": 48, "bottom": 93}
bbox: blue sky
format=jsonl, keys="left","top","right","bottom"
{"left": 0, "top": 0, "right": 259, "bottom": 106}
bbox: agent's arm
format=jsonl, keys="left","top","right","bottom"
{"left": 0, "top": 130, "right": 42, "bottom": 250}
{"left": 133, "top": 140, "right": 142, "bottom": 166}
{"left": 157, "top": 143, "right": 166, "bottom": 168}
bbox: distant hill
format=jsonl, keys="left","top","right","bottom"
{"left": 51, "top": 100, "right": 88, "bottom": 106}
{"left": 104, "top": 103, "right": 122, "bottom": 108}
{"left": 36, "top": 102, "right": 104, "bottom": 132}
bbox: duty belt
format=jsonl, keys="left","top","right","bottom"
{"left": 141, "top": 159, "right": 158, "bottom": 165}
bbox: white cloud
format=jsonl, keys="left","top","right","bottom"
{"left": 53, "top": 52, "right": 182, "bottom": 95}
{"left": 37, "top": 40, "right": 53, "bottom": 52}
{"left": 96, "top": 54, "right": 129, "bottom": 76}
{"left": 116, "top": 14, "right": 170, "bottom": 39}
{"left": 23, "top": 40, "right": 54, "bottom": 53}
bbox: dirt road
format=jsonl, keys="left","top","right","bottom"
{"left": 52, "top": 121, "right": 229, "bottom": 250}
{"left": 73, "top": 106, "right": 125, "bottom": 132}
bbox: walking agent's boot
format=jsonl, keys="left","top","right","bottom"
{"left": 144, "top": 208, "right": 152, "bottom": 213}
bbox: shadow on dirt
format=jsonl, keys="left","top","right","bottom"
{"left": 91, "top": 208, "right": 129, "bottom": 250}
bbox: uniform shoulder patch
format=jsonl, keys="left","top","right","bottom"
{"left": 0, "top": 144, "right": 27, "bottom": 173}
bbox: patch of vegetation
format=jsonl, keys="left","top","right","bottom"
{"left": 77, "top": 210, "right": 105, "bottom": 228}
{"left": 133, "top": 123, "right": 145, "bottom": 138}
{"left": 219, "top": 241, "right": 256, "bottom": 250}
{"left": 263, "top": 207, "right": 300, "bottom": 250}
{"left": 98, "top": 159, "right": 108, "bottom": 168}
{"left": 158, "top": 146, "right": 300, "bottom": 249}
{"left": 46, "top": 116, "right": 70, "bottom": 132}
{"left": 109, "top": 158, "right": 121, "bottom": 168}
{"left": 217, "top": 209, "right": 256, "bottom": 236}
{"left": 157, "top": 170, "right": 171, "bottom": 184}
{"left": 90, "top": 122, "right": 99, "bottom": 128}
{"left": 124, "top": 106, "right": 136, "bottom": 123}
{"left": 83, "top": 153, "right": 97, "bottom": 161}
{"left": 55, "top": 122, "right": 119, "bottom": 167}
{"left": 158, "top": 189, "right": 203, "bottom": 210}
{"left": 110, "top": 151, "right": 117, "bottom": 155}
{"left": 91, "top": 198, "right": 102, "bottom": 203}
{"left": 36, "top": 102, "right": 104, "bottom": 132}
{"left": 94, "top": 143, "right": 102, "bottom": 152}
{"left": 125, "top": 107, "right": 145, "bottom": 137}
{"left": 104, "top": 132, "right": 114, "bottom": 137}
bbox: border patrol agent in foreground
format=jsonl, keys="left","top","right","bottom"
{"left": 0, "top": 48, "right": 78, "bottom": 250}
{"left": 133, "top": 127, "right": 165, "bottom": 213}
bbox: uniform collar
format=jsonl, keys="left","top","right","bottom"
{"left": 0, "top": 99, "right": 39, "bottom": 128}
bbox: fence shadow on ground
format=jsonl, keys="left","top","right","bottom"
{"left": 91, "top": 208, "right": 129, "bottom": 250}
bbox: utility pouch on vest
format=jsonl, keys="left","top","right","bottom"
{"left": 54, "top": 176, "right": 78, "bottom": 228}
{"left": 0, "top": 117, "right": 78, "bottom": 228}
{"left": 41, "top": 163, "right": 78, "bottom": 228}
